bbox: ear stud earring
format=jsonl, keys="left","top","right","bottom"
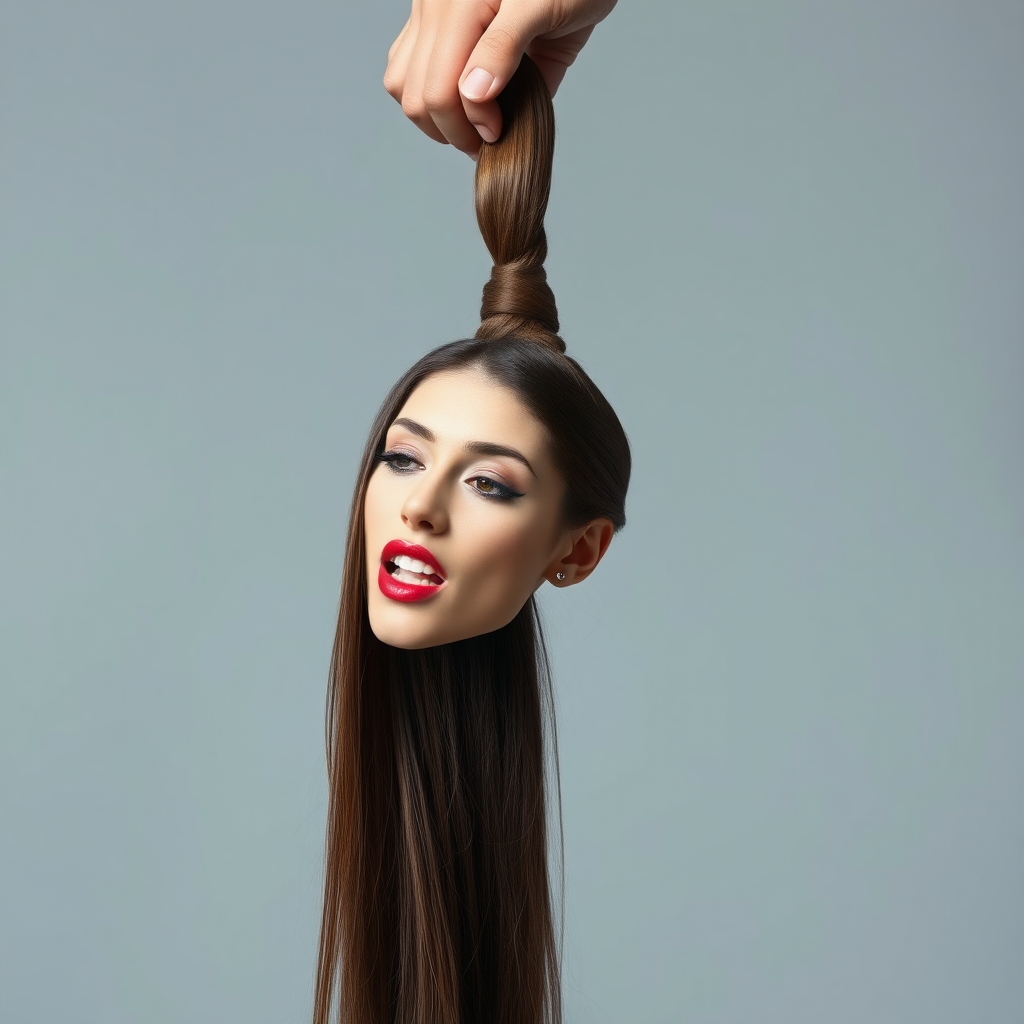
{"left": 556, "top": 572, "right": 566, "bottom": 581}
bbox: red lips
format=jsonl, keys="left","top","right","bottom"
{"left": 377, "top": 540, "right": 446, "bottom": 603}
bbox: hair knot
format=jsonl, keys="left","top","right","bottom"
{"left": 477, "top": 261, "right": 564, "bottom": 352}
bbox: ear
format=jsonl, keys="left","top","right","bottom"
{"left": 545, "top": 518, "right": 615, "bottom": 588}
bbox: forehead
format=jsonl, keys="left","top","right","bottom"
{"left": 391, "top": 368, "right": 550, "bottom": 454}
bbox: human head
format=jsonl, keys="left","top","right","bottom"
{"left": 360, "top": 341, "right": 629, "bottom": 648}
{"left": 339, "top": 54, "right": 630, "bottom": 649}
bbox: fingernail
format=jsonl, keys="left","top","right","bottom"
{"left": 473, "top": 122, "right": 497, "bottom": 144}
{"left": 461, "top": 67, "right": 493, "bottom": 101}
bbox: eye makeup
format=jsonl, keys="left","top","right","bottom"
{"left": 376, "top": 450, "right": 418, "bottom": 472}
{"left": 466, "top": 475, "right": 524, "bottom": 501}
{"left": 375, "top": 450, "right": 525, "bottom": 502}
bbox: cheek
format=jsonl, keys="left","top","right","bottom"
{"left": 461, "top": 512, "right": 556, "bottom": 592}
{"left": 498, "top": 530, "right": 548, "bottom": 577}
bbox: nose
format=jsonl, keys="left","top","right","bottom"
{"left": 400, "top": 471, "right": 449, "bottom": 534}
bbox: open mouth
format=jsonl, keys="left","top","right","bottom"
{"left": 383, "top": 552, "right": 445, "bottom": 588}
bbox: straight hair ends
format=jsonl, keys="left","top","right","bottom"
{"left": 316, "top": 602, "right": 564, "bottom": 1024}
{"left": 314, "top": 56, "right": 566, "bottom": 1024}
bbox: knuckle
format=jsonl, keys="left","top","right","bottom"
{"left": 382, "top": 68, "right": 402, "bottom": 99}
{"left": 480, "top": 23, "right": 520, "bottom": 60}
{"left": 420, "top": 81, "right": 455, "bottom": 114}
{"left": 401, "top": 97, "right": 428, "bottom": 123}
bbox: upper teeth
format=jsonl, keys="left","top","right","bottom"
{"left": 392, "top": 553, "right": 436, "bottom": 576}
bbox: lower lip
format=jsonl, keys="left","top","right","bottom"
{"left": 377, "top": 563, "right": 444, "bottom": 603}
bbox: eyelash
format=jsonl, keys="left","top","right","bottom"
{"left": 375, "top": 450, "right": 524, "bottom": 502}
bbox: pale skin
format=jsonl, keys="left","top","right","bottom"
{"left": 383, "top": 0, "right": 619, "bottom": 158}
{"left": 364, "top": 367, "right": 614, "bottom": 649}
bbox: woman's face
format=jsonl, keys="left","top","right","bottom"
{"left": 364, "top": 366, "right": 572, "bottom": 649}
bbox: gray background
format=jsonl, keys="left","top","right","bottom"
{"left": 1, "top": 1, "right": 1021, "bottom": 1021}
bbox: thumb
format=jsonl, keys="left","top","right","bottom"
{"left": 458, "top": 8, "right": 543, "bottom": 140}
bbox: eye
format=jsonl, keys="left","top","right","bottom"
{"left": 468, "top": 475, "right": 524, "bottom": 501}
{"left": 376, "top": 450, "right": 420, "bottom": 473}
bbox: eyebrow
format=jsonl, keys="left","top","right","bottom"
{"left": 390, "top": 417, "right": 537, "bottom": 478}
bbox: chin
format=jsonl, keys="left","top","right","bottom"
{"left": 371, "top": 624, "right": 444, "bottom": 651}
{"left": 367, "top": 602, "right": 523, "bottom": 650}
{"left": 367, "top": 604, "right": 454, "bottom": 650}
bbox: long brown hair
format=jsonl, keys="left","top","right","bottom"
{"left": 314, "top": 55, "right": 630, "bottom": 1024}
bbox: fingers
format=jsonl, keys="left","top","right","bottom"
{"left": 383, "top": 0, "right": 612, "bottom": 157}
{"left": 383, "top": 2, "right": 419, "bottom": 88}
{"left": 384, "top": 3, "right": 451, "bottom": 147}
{"left": 458, "top": 5, "right": 545, "bottom": 103}
{"left": 458, "top": 7, "right": 547, "bottom": 142}
{"left": 384, "top": 1, "right": 482, "bottom": 155}
{"left": 384, "top": 1, "right": 545, "bottom": 158}
{"left": 387, "top": 16, "right": 410, "bottom": 64}
{"left": 426, "top": 5, "right": 506, "bottom": 154}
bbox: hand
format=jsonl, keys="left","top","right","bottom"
{"left": 383, "top": 0, "right": 618, "bottom": 158}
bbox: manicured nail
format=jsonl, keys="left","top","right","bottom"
{"left": 473, "top": 122, "right": 497, "bottom": 144}
{"left": 461, "top": 67, "right": 493, "bottom": 101}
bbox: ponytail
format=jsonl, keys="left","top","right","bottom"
{"left": 474, "top": 55, "right": 564, "bottom": 353}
